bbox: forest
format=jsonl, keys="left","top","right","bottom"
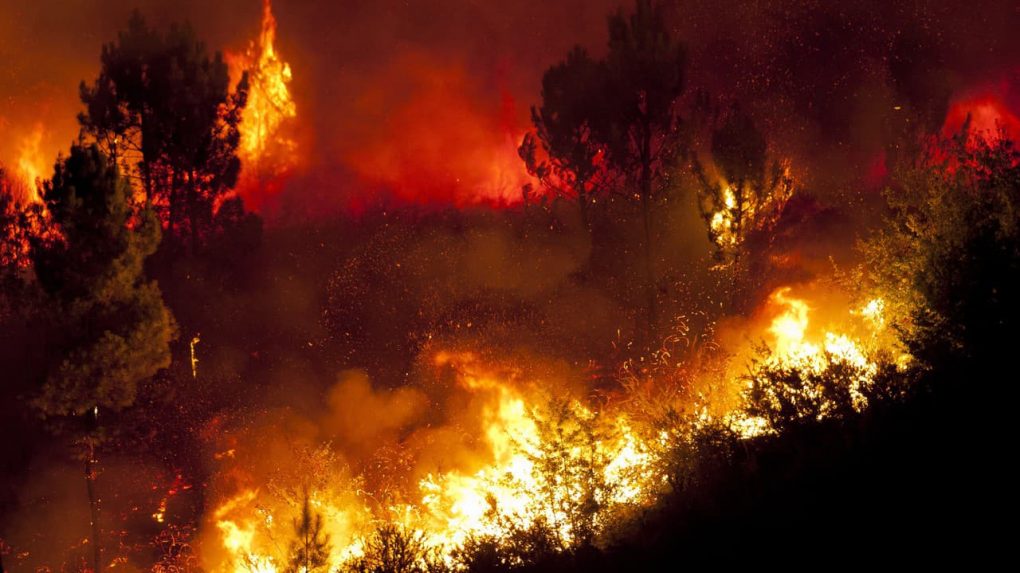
{"left": 0, "top": 0, "right": 1017, "bottom": 570}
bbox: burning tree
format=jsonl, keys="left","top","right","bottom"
{"left": 693, "top": 107, "right": 793, "bottom": 266}
{"left": 29, "top": 144, "right": 175, "bottom": 572}
{"left": 286, "top": 494, "right": 332, "bottom": 573}
{"left": 79, "top": 12, "right": 249, "bottom": 252}
{"left": 520, "top": 47, "right": 611, "bottom": 233}
{"left": 742, "top": 344, "right": 876, "bottom": 434}
{"left": 232, "top": 0, "right": 298, "bottom": 186}
{"left": 345, "top": 525, "right": 445, "bottom": 573}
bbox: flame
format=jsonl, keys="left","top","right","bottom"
{"left": 15, "top": 123, "right": 47, "bottom": 203}
{"left": 419, "top": 354, "right": 656, "bottom": 551}
{"left": 719, "top": 287, "right": 891, "bottom": 437}
{"left": 152, "top": 474, "right": 192, "bottom": 525}
{"left": 208, "top": 352, "right": 662, "bottom": 571}
{"left": 204, "top": 291, "right": 903, "bottom": 569}
{"left": 762, "top": 287, "right": 880, "bottom": 374}
{"left": 767, "top": 287, "right": 811, "bottom": 355}
{"left": 706, "top": 164, "right": 794, "bottom": 261}
{"left": 190, "top": 334, "right": 201, "bottom": 379}
{"left": 229, "top": 0, "right": 298, "bottom": 210}
{"left": 708, "top": 186, "right": 740, "bottom": 252}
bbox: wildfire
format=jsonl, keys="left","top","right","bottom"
{"left": 204, "top": 288, "right": 902, "bottom": 570}
{"left": 719, "top": 287, "right": 892, "bottom": 437}
{"left": 708, "top": 185, "right": 740, "bottom": 252}
{"left": 704, "top": 164, "right": 794, "bottom": 262}
{"left": 942, "top": 90, "right": 1020, "bottom": 143}
{"left": 765, "top": 287, "right": 876, "bottom": 380}
{"left": 418, "top": 353, "right": 657, "bottom": 552}
{"left": 209, "top": 352, "right": 664, "bottom": 571}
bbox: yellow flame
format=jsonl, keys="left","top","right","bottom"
{"left": 721, "top": 287, "right": 887, "bottom": 438}
{"left": 236, "top": 0, "right": 297, "bottom": 173}
{"left": 207, "top": 293, "right": 901, "bottom": 569}
{"left": 707, "top": 165, "right": 794, "bottom": 260}
{"left": 767, "top": 287, "right": 810, "bottom": 355}
{"left": 211, "top": 353, "right": 662, "bottom": 570}
{"left": 15, "top": 123, "right": 47, "bottom": 203}
{"left": 858, "top": 297, "right": 886, "bottom": 330}
{"left": 709, "top": 186, "right": 740, "bottom": 252}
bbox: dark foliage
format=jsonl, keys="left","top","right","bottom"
{"left": 79, "top": 11, "right": 249, "bottom": 252}
{"left": 31, "top": 144, "right": 175, "bottom": 417}
{"left": 344, "top": 524, "right": 445, "bottom": 573}
{"left": 286, "top": 494, "right": 331, "bottom": 573}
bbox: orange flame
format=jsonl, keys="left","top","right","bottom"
{"left": 15, "top": 123, "right": 48, "bottom": 203}
{"left": 207, "top": 352, "right": 662, "bottom": 571}
{"left": 229, "top": 0, "right": 298, "bottom": 211}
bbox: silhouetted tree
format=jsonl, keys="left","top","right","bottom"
{"left": 285, "top": 493, "right": 331, "bottom": 573}
{"left": 29, "top": 144, "right": 176, "bottom": 572}
{"left": 595, "top": 0, "right": 687, "bottom": 335}
{"left": 526, "top": 400, "right": 616, "bottom": 548}
{"left": 344, "top": 524, "right": 445, "bottom": 573}
{"left": 79, "top": 12, "right": 249, "bottom": 252}
{"left": 742, "top": 347, "right": 874, "bottom": 435}
{"left": 454, "top": 521, "right": 559, "bottom": 573}
{"left": 0, "top": 171, "right": 31, "bottom": 273}
{"left": 521, "top": 47, "right": 611, "bottom": 233}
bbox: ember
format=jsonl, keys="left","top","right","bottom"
{"left": 1, "top": 0, "right": 1016, "bottom": 570}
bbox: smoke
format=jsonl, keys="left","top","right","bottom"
{"left": 3, "top": 0, "right": 1020, "bottom": 567}
{"left": 3, "top": 0, "right": 1018, "bottom": 214}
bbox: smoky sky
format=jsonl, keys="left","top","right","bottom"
{"left": 1, "top": 0, "right": 1018, "bottom": 212}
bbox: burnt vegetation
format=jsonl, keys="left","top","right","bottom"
{"left": 1, "top": 0, "right": 1018, "bottom": 570}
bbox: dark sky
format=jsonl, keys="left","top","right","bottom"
{"left": 2, "top": 0, "right": 1018, "bottom": 210}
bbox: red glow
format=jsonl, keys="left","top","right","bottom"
{"left": 339, "top": 54, "right": 531, "bottom": 209}
{"left": 942, "top": 88, "right": 1020, "bottom": 142}
{"left": 864, "top": 151, "right": 888, "bottom": 189}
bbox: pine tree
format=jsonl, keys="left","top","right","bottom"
{"left": 522, "top": 46, "right": 611, "bottom": 233}
{"left": 30, "top": 144, "right": 175, "bottom": 572}
{"left": 286, "top": 493, "right": 331, "bottom": 573}
{"left": 79, "top": 12, "right": 249, "bottom": 252}
{"left": 597, "top": 0, "right": 687, "bottom": 337}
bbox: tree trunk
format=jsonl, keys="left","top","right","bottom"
{"left": 168, "top": 167, "right": 179, "bottom": 243}
{"left": 188, "top": 169, "right": 200, "bottom": 255}
{"left": 639, "top": 127, "right": 657, "bottom": 344}
{"left": 85, "top": 438, "right": 101, "bottom": 573}
{"left": 577, "top": 185, "right": 590, "bottom": 234}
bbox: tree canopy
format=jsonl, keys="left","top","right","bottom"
{"left": 30, "top": 144, "right": 175, "bottom": 417}
{"left": 862, "top": 130, "right": 1020, "bottom": 374}
{"left": 79, "top": 12, "right": 248, "bottom": 251}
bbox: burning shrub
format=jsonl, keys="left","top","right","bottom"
{"left": 152, "top": 524, "right": 200, "bottom": 573}
{"left": 742, "top": 344, "right": 875, "bottom": 434}
{"left": 343, "top": 524, "right": 446, "bottom": 573}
